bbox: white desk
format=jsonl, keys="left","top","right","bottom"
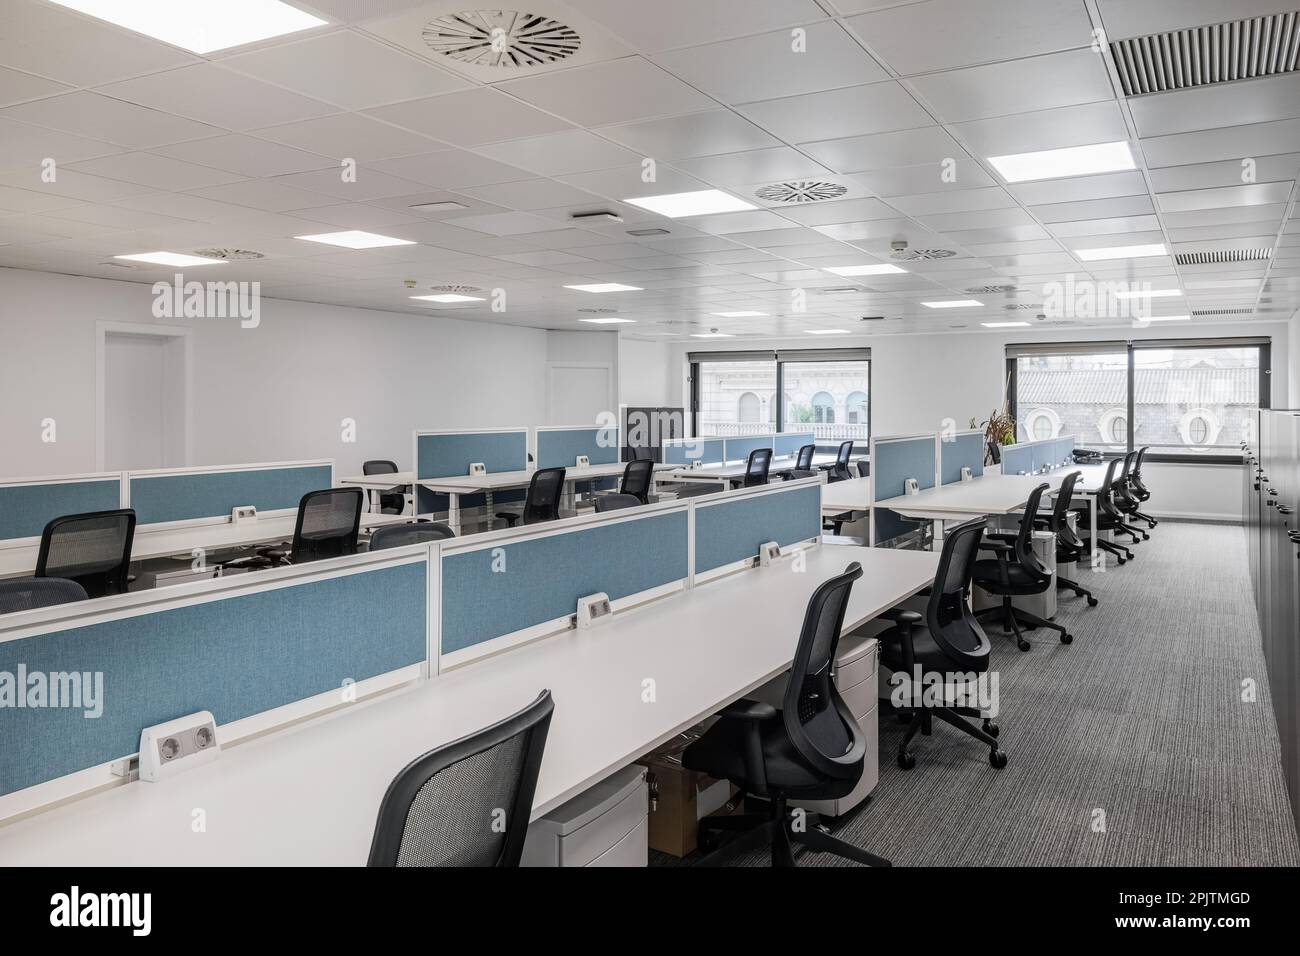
{"left": 0, "top": 543, "right": 938, "bottom": 865}
{"left": 0, "top": 512, "right": 409, "bottom": 579}
{"left": 821, "top": 476, "right": 873, "bottom": 515}
{"left": 877, "top": 474, "right": 1062, "bottom": 521}
{"left": 669, "top": 453, "right": 868, "bottom": 485}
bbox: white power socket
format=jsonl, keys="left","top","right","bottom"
{"left": 469, "top": 462, "right": 487, "bottom": 476}
{"left": 231, "top": 505, "right": 257, "bottom": 524}
{"left": 904, "top": 477, "right": 919, "bottom": 495}
{"left": 576, "top": 592, "right": 612, "bottom": 629}
{"left": 960, "top": 466, "right": 973, "bottom": 482}
{"left": 138, "top": 711, "right": 221, "bottom": 782}
{"left": 758, "top": 540, "right": 782, "bottom": 567}
{"left": 576, "top": 455, "right": 590, "bottom": 467}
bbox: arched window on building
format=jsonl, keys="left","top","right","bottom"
{"left": 737, "top": 391, "right": 760, "bottom": 423}
{"left": 1025, "top": 408, "right": 1059, "bottom": 441}
{"left": 846, "top": 391, "right": 868, "bottom": 425}
{"left": 1099, "top": 409, "right": 1127, "bottom": 448}
{"left": 1179, "top": 408, "right": 1220, "bottom": 450}
{"left": 812, "top": 391, "right": 835, "bottom": 424}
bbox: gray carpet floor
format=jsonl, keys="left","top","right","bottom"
{"left": 656, "top": 521, "right": 1300, "bottom": 867}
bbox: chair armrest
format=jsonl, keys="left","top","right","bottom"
{"left": 978, "top": 540, "right": 1012, "bottom": 553}
{"left": 985, "top": 531, "right": 1017, "bottom": 542}
{"left": 877, "top": 607, "right": 922, "bottom": 627}
{"left": 718, "top": 699, "right": 777, "bottom": 722}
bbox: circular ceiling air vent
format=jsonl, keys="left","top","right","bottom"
{"left": 430, "top": 283, "right": 484, "bottom": 294}
{"left": 754, "top": 180, "right": 849, "bottom": 204}
{"left": 193, "top": 248, "right": 264, "bottom": 260}
{"left": 422, "top": 11, "right": 581, "bottom": 68}
{"left": 890, "top": 248, "right": 956, "bottom": 261}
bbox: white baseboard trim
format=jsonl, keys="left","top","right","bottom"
{"left": 1148, "top": 510, "right": 1241, "bottom": 524}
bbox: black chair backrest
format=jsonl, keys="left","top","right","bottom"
{"left": 856, "top": 460, "right": 870, "bottom": 478}
{"left": 1132, "top": 446, "right": 1151, "bottom": 495}
{"left": 1120, "top": 449, "right": 1136, "bottom": 482}
{"left": 743, "top": 448, "right": 772, "bottom": 487}
{"left": 620, "top": 459, "right": 654, "bottom": 503}
{"left": 782, "top": 562, "right": 866, "bottom": 783}
{"left": 0, "top": 578, "right": 88, "bottom": 614}
{"left": 629, "top": 446, "right": 654, "bottom": 462}
{"left": 1097, "top": 456, "right": 1125, "bottom": 516}
{"left": 369, "top": 522, "right": 454, "bottom": 550}
{"left": 831, "top": 440, "right": 854, "bottom": 481}
{"left": 925, "top": 517, "right": 992, "bottom": 670}
{"left": 1012, "top": 483, "right": 1052, "bottom": 580}
{"left": 796, "top": 444, "right": 815, "bottom": 470}
{"left": 367, "top": 690, "right": 554, "bottom": 867}
{"left": 363, "top": 459, "right": 398, "bottom": 476}
{"left": 523, "top": 467, "right": 565, "bottom": 523}
{"left": 35, "top": 509, "right": 136, "bottom": 598}
{"left": 1048, "top": 471, "right": 1086, "bottom": 550}
{"left": 595, "top": 493, "right": 642, "bottom": 513}
{"left": 987, "top": 441, "right": 1002, "bottom": 465}
{"left": 292, "top": 488, "right": 363, "bottom": 563}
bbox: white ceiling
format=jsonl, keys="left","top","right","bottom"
{"left": 0, "top": 0, "right": 1297, "bottom": 340}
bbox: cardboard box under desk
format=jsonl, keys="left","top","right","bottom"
{"left": 635, "top": 726, "right": 737, "bottom": 858}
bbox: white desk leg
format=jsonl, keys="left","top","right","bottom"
{"left": 1089, "top": 493, "right": 1101, "bottom": 571}
{"left": 448, "top": 492, "right": 461, "bottom": 534}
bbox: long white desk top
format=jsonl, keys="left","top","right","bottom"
{"left": 0, "top": 543, "right": 938, "bottom": 866}
{"left": 821, "top": 476, "right": 873, "bottom": 513}
{"left": 414, "top": 462, "right": 673, "bottom": 494}
{"left": 876, "top": 474, "right": 1065, "bottom": 518}
{"left": 0, "top": 512, "right": 409, "bottom": 578}
{"left": 670, "top": 452, "right": 867, "bottom": 482}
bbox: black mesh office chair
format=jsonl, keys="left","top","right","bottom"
{"left": 683, "top": 563, "right": 891, "bottom": 868}
{"left": 0, "top": 578, "right": 88, "bottom": 614}
{"left": 783, "top": 469, "right": 818, "bottom": 481}
{"left": 620, "top": 459, "right": 654, "bottom": 504}
{"left": 856, "top": 460, "right": 870, "bottom": 478}
{"left": 876, "top": 518, "right": 1007, "bottom": 770}
{"left": 1033, "top": 471, "right": 1098, "bottom": 607}
{"left": 1083, "top": 457, "right": 1135, "bottom": 565}
{"left": 35, "top": 509, "right": 136, "bottom": 598}
{"left": 795, "top": 444, "right": 815, "bottom": 470}
{"left": 369, "top": 522, "right": 454, "bottom": 550}
{"left": 362, "top": 459, "right": 407, "bottom": 514}
{"left": 367, "top": 690, "right": 553, "bottom": 867}
{"left": 595, "top": 493, "right": 642, "bottom": 513}
{"left": 226, "top": 488, "right": 364, "bottom": 570}
{"left": 629, "top": 445, "right": 654, "bottom": 462}
{"left": 986, "top": 441, "right": 1002, "bottom": 465}
{"left": 1113, "top": 450, "right": 1149, "bottom": 542}
{"left": 497, "top": 467, "right": 565, "bottom": 528}
{"left": 829, "top": 440, "right": 854, "bottom": 481}
{"left": 1128, "top": 445, "right": 1157, "bottom": 528}
{"left": 971, "top": 484, "right": 1071, "bottom": 651}
{"left": 743, "top": 448, "right": 772, "bottom": 487}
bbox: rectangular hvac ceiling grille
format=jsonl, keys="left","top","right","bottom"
{"left": 1111, "top": 11, "right": 1300, "bottom": 95}
{"left": 1191, "top": 308, "right": 1255, "bottom": 315}
{"left": 1175, "top": 248, "right": 1272, "bottom": 265}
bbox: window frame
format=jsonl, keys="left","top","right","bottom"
{"left": 1006, "top": 336, "right": 1271, "bottom": 465}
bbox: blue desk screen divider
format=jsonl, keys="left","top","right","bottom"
{"left": 1054, "top": 435, "right": 1076, "bottom": 464}
{"left": 663, "top": 439, "right": 724, "bottom": 467}
{"left": 441, "top": 511, "right": 689, "bottom": 653}
{"left": 873, "top": 436, "right": 938, "bottom": 544}
{"left": 1030, "top": 440, "right": 1052, "bottom": 473}
{"left": 1000, "top": 443, "right": 1034, "bottom": 475}
{"left": 535, "top": 427, "right": 619, "bottom": 470}
{"left": 128, "top": 464, "right": 332, "bottom": 526}
{"left": 940, "top": 433, "right": 985, "bottom": 485}
{"left": 694, "top": 483, "right": 821, "bottom": 574}
{"left": 0, "top": 559, "right": 427, "bottom": 797}
{"left": 774, "top": 432, "right": 815, "bottom": 457}
{"left": 416, "top": 430, "right": 529, "bottom": 514}
{"left": 0, "top": 478, "right": 121, "bottom": 541}
{"left": 724, "top": 435, "right": 774, "bottom": 463}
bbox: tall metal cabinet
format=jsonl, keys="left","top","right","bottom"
{"left": 1245, "top": 409, "right": 1300, "bottom": 830}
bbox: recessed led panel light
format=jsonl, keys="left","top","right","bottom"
{"left": 712, "top": 311, "right": 767, "bottom": 317}
{"left": 623, "top": 189, "right": 756, "bottom": 218}
{"left": 1114, "top": 288, "right": 1183, "bottom": 299}
{"left": 296, "top": 230, "right": 415, "bottom": 249}
{"left": 691, "top": 332, "right": 735, "bottom": 338}
{"left": 988, "top": 141, "right": 1135, "bottom": 183}
{"left": 1142, "top": 315, "right": 1191, "bottom": 322}
{"left": 1075, "top": 243, "right": 1167, "bottom": 261}
{"left": 579, "top": 317, "right": 636, "bottom": 324}
{"left": 564, "top": 283, "right": 643, "bottom": 293}
{"left": 981, "top": 321, "right": 1032, "bottom": 328}
{"left": 824, "top": 264, "right": 907, "bottom": 276}
{"left": 922, "top": 299, "right": 983, "bottom": 309}
{"left": 114, "top": 251, "right": 226, "bottom": 267}
{"left": 806, "top": 329, "right": 852, "bottom": 335}
{"left": 410, "top": 294, "right": 484, "bottom": 303}
{"left": 49, "top": 0, "right": 327, "bottom": 55}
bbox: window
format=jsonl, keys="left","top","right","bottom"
{"left": 1026, "top": 408, "right": 1059, "bottom": 440}
{"left": 1007, "top": 337, "right": 1269, "bottom": 462}
{"left": 689, "top": 349, "right": 870, "bottom": 448}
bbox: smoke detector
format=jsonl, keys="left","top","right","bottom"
{"left": 192, "top": 248, "right": 264, "bottom": 260}
{"left": 422, "top": 11, "right": 581, "bottom": 68}
{"left": 754, "top": 180, "right": 849, "bottom": 204}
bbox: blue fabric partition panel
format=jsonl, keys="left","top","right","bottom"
{"left": 0, "top": 480, "right": 121, "bottom": 541}
{"left": 536, "top": 428, "right": 619, "bottom": 469}
{"left": 774, "top": 432, "right": 815, "bottom": 457}
{"left": 723, "top": 435, "right": 774, "bottom": 463}
{"left": 129, "top": 465, "right": 332, "bottom": 526}
{"left": 441, "top": 511, "right": 688, "bottom": 653}
{"left": 694, "top": 484, "right": 821, "bottom": 574}
{"left": 416, "top": 431, "right": 528, "bottom": 479}
{"left": 1055, "top": 435, "right": 1075, "bottom": 463}
{"left": 873, "top": 438, "right": 937, "bottom": 545}
{"left": 663, "top": 439, "right": 724, "bottom": 466}
{"left": 0, "top": 560, "right": 427, "bottom": 797}
{"left": 940, "top": 433, "right": 985, "bottom": 485}
{"left": 1000, "top": 444, "right": 1034, "bottom": 475}
{"left": 1030, "top": 441, "right": 1051, "bottom": 473}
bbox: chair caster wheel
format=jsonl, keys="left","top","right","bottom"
{"left": 897, "top": 751, "right": 916, "bottom": 770}
{"left": 989, "top": 749, "right": 1008, "bottom": 769}
{"left": 1017, "top": 638, "right": 1031, "bottom": 652}
{"left": 1087, "top": 596, "right": 1098, "bottom": 607}
{"left": 1117, "top": 557, "right": 1126, "bottom": 565}
{"left": 982, "top": 720, "right": 999, "bottom": 738}
{"left": 1060, "top": 632, "right": 1073, "bottom": 644}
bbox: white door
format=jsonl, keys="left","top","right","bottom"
{"left": 547, "top": 363, "right": 612, "bottom": 425}
{"left": 103, "top": 331, "right": 187, "bottom": 471}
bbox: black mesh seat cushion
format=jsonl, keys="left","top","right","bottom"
{"left": 971, "top": 559, "right": 1044, "bottom": 594}
{"left": 878, "top": 618, "right": 990, "bottom": 675}
{"left": 682, "top": 705, "right": 859, "bottom": 800}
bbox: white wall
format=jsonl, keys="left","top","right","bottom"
{"left": 651, "top": 319, "right": 1290, "bottom": 522}
{"left": 617, "top": 336, "right": 672, "bottom": 407}
{"left": 1290, "top": 309, "right": 1300, "bottom": 409}
{"left": 0, "top": 267, "right": 549, "bottom": 479}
